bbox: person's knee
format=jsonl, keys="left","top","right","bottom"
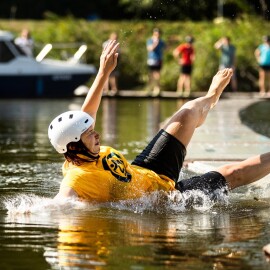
{"left": 182, "top": 100, "right": 210, "bottom": 117}
{"left": 175, "top": 107, "right": 199, "bottom": 124}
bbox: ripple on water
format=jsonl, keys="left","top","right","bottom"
{"left": 0, "top": 163, "right": 62, "bottom": 196}
{"left": 2, "top": 186, "right": 270, "bottom": 270}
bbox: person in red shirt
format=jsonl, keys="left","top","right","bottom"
{"left": 173, "top": 35, "right": 195, "bottom": 96}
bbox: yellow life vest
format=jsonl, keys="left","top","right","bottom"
{"left": 61, "top": 146, "right": 175, "bottom": 202}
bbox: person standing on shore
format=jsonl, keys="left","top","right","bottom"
{"left": 214, "top": 36, "right": 237, "bottom": 92}
{"left": 146, "top": 28, "right": 166, "bottom": 97}
{"left": 254, "top": 35, "right": 270, "bottom": 97}
{"left": 173, "top": 35, "right": 195, "bottom": 97}
{"left": 102, "top": 32, "right": 120, "bottom": 96}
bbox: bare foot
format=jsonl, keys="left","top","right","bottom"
{"left": 206, "top": 68, "right": 233, "bottom": 108}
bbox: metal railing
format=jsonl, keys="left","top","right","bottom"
{"left": 35, "top": 42, "right": 88, "bottom": 63}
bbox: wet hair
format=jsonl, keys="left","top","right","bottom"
{"left": 64, "top": 139, "right": 99, "bottom": 166}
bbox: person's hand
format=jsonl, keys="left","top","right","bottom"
{"left": 99, "top": 40, "right": 119, "bottom": 75}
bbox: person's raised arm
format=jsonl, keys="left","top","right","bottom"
{"left": 81, "top": 40, "right": 119, "bottom": 125}
{"left": 214, "top": 38, "right": 223, "bottom": 50}
{"left": 147, "top": 38, "right": 159, "bottom": 52}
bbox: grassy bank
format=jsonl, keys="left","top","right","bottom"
{"left": 1, "top": 17, "right": 270, "bottom": 92}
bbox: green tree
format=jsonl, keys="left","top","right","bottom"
{"left": 0, "top": 0, "right": 269, "bottom": 20}
{"left": 118, "top": 0, "right": 270, "bottom": 20}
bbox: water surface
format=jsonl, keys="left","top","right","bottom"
{"left": 1, "top": 98, "right": 270, "bottom": 270}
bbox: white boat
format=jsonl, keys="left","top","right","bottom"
{"left": 0, "top": 30, "right": 96, "bottom": 98}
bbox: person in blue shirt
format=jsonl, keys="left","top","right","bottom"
{"left": 214, "top": 36, "right": 237, "bottom": 92}
{"left": 146, "top": 28, "right": 166, "bottom": 97}
{"left": 254, "top": 35, "right": 270, "bottom": 96}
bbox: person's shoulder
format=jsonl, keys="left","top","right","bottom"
{"left": 62, "top": 164, "right": 83, "bottom": 183}
{"left": 101, "top": 145, "right": 114, "bottom": 151}
{"left": 101, "top": 145, "right": 121, "bottom": 154}
{"left": 100, "top": 145, "right": 128, "bottom": 161}
{"left": 14, "top": 37, "right": 22, "bottom": 43}
{"left": 178, "top": 43, "right": 186, "bottom": 50}
{"left": 62, "top": 160, "right": 82, "bottom": 174}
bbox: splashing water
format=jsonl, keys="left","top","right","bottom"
{"left": 3, "top": 194, "right": 97, "bottom": 216}
{"left": 3, "top": 188, "right": 229, "bottom": 217}
{"left": 109, "top": 189, "right": 229, "bottom": 214}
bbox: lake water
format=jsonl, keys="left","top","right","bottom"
{"left": 1, "top": 98, "right": 270, "bottom": 270}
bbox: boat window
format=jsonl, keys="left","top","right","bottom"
{"left": 12, "top": 41, "right": 28, "bottom": 56}
{"left": 0, "top": 41, "right": 15, "bottom": 62}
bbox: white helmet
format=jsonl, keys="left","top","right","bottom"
{"left": 48, "top": 111, "right": 94, "bottom": 154}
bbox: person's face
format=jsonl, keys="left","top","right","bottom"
{"left": 223, "top": 37, "right": 229, "bottom": 45}
{"left": 153, "top": 31, "right": 160, "bottom": 39}
{"left": 80, "top": 126, "right": 100, "bottom": 156}
{"left": 22, "top": 29, "right": 29, "bottom": 38}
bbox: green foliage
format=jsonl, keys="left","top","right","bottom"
{"left": 118, "top": 0, "right": 268, "bottom": 21}
{"left": 1, "top": 16, "right": 270, "bottom": 91}
{"left": 0, "top": 0, "right": 268, "bottom": 20}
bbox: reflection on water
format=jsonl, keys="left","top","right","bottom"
{"left": 0, "top": 98, "right": 270, "bottom": 270}
{"left": 2, "top": 195, "right": 270, "bottom": 270}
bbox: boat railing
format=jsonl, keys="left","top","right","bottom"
{"left": 36, "top": 44, "right": 52, "bottom": 62}
{"left": 35, "top": 42, "right": 88, "bottom": 63}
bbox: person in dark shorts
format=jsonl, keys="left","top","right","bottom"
{"left": 173, "top": 35, "right": 195, "bottom": 97}
{"left": 255, "top": 35, "right": 270, "bottom": 96}
{"left": 49, "top": 41, "right": 270, "bottom": 203}
{"left": 146, "top": 28, "right": 166, "bottom": 97}
{"left": 131, "top": 129, "right": 227, "bottom": 199}
{"left": 214, "top": 36, "right": 237, "bottom": 92}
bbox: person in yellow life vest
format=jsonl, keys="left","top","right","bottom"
{"left": 49, "top": 40, "right": 270, "bottom": 203}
